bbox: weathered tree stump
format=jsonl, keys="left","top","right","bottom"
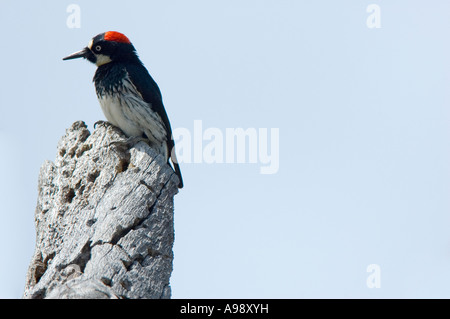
{"left": 23, "top": 121, "right": 179, "bottom": 299}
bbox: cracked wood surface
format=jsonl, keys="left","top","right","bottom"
{"left": 23, "top": 121, "right": 179, "bottom": 299}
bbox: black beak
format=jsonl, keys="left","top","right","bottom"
{"left": 62, "top": 47, "right": 90, "bottom": 60}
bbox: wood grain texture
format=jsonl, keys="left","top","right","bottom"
{"left": 23, "top": 121, "right": 179, "bottom": 299}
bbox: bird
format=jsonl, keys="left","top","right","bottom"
{"left": 62, "top": 31, "right": 183, "bottom": 188}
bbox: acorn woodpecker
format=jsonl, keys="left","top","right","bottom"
{"left": 63, "top": 31, "right": 183, "bottom": 188}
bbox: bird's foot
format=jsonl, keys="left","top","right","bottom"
{"left": 94, "top": 120, "right": 108, "bottom": 129}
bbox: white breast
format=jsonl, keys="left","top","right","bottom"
{"left": 97, "top": 75, "right": 169, "bottom": 159}
{"left": 98, "top": 93, "right": 143, "bottom": 137}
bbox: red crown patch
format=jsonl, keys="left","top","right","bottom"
{"left": 104, "top": 31, "right": 131, "bottom": 44}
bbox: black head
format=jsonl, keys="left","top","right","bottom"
{"left": 63, "top": 31, "right": 139, "bottom": 66}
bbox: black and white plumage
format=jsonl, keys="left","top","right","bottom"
{"left": 94, "top": 63, "right": 169, "bottom": 158}
{"left": 63, "top": 31, "right": 183, "bottom": 188}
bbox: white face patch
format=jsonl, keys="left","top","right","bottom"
{"left": 95, "top": 54, "right": 112, "bottom": 66}
{"left": 88, "top": 39, "right": 94, "bottom": 50}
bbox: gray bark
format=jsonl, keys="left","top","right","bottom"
{"left": 23, "top": 121, "right": 179, "bottom": 299}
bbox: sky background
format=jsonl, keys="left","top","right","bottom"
{"left": 1, "top": 0, "right": 450, "bottom": 298}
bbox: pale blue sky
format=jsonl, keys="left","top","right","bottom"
{"left": 1, "top": 1, "right": 450, "bottom": 298}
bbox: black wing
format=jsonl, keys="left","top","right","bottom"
{"left": 125, "top": 62, "right": 183, "bottom": 188}
{"left": 124, "top": 62, "right": 171, "bottom": 137}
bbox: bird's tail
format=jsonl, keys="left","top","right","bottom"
{"left": 172, "top": 160, "right": 183, "bottom": 189}
{"left": 170, "top": 145, "right": 183, "bottom": 188}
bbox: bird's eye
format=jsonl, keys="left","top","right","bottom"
{"left": 95, "top": 45, "right": 102, "bottom": 52}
